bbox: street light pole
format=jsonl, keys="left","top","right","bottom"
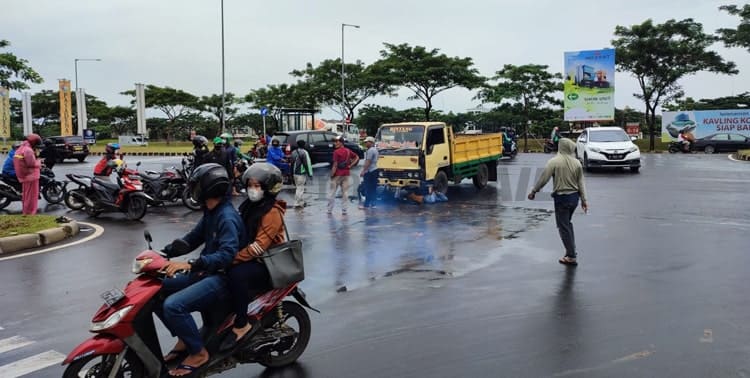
{"left": 220, "top": 0, "right": 226, "bottom": 134}
{"left": 74, "top": 58, "right": 101, "bottom": 137}
{"left": 341, "top": 23, "right": 359, "bottom": 123}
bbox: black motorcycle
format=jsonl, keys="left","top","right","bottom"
{"left": 64, "top": 166, "right": 153, "bottom": 220}
{"left": 668, "top": 141, "right": 693, "bottom": 153}
{"left": 543, "top": 139, "right": 558, "bottom": 153}
{"left": 132, "top": 160, "right": 193, "bottom": 209}
{"left": 0, "top": 168, "right": 66, "bottom": 210}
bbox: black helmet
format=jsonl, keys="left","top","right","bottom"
{"left": 192, "top": 135, "right": 208, "bottom": 148}
{"left": 105, "top": 143, "right": 120, "bottom": 155}
{"left": 43, "top": 138, "right": 54, "bottom": 146}
{"left": 188, "top": 163, "right": 230, "bottom": 203}
{"left": 241, "top": 162, "right": 283, "bottom": 195}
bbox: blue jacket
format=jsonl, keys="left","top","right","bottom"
{"left": 182, "top": 199, "right": 247, "bottom": 272}
{"left": 267, "top": 146, "right": 285, "bottom": 165}
{"left": 2, "top": 148, "right": 16, "bottom": 176}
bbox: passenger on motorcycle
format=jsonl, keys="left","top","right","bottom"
{"left": 677, "top": 131, "right": 691, "bottom": 152}
{"left": 158, "top": 163, "right": 247, "bottom": 376}
{"left": 93, "top": 143, "right": 120, "bottom": 177}
{"left": 220, "top": 163, "right": 287, "bottom": 351}
{"left": 208, "top": 136, "right": 233, "bottom": 178}
{"left": 266, "top": 139, "right": 290, "bottom": 176}
{"left": 191, "top": 135, "right": 210, "bottom": 166}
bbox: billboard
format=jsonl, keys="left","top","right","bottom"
{"left": 59, "top": 79, "right": 73, "bottom": 136}
{"left": 564, "top": 48, "right": 615, "bottom": 121}
{"left": 0, "top": 87, "right": 9, "bottom": 138}
{"left": 662, "top": 109, "right": 750, "bottom": 142}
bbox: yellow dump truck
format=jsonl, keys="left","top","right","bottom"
{"left": 375, "top": 122, "right": 503, "bottom": 194}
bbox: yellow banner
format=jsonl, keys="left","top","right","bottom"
{"left": 0, "top": 87, "right": 9, "bottom": 138}
{"left": 59, "top": 80, "right": 73, "bottom": 136}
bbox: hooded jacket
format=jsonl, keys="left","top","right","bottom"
{"left": 531, "top": 138, "right": 587, "bottom": 203}
{"left": 234, "top": 200, "right": 287, "bottom": 263}
{"left": 13, "top": 141, "right": 41, "bottom": 183}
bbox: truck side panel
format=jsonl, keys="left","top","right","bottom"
{"left": 451, "top": 134, "right": 502, "bottom": 181}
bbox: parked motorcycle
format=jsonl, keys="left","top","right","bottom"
{"left": 62, "top": 231, "right": 316, "bottom": 378}
{"left": 66, "top": 163, "right": 153, "bottom": 220}
{"left": 668, "top": 141, "right": 693, "bottom": 153}
{"left": 0, "top": 167, "right": 65, "bottom": 210}
{"left": 132, "top": 160, "right": 192, "bottom": 209}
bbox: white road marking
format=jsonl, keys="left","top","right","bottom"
{"left": 0, "top": 336, "right": 34, "bottom": 354}
{"left": 0, "top": 222, "right": 104, "bottom": 262}
{"left": 0, "top": 350, "right": 66, "bottom": 377}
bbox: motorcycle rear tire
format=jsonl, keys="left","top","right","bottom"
{"left": 126, "top": 196, "right": 148, "bottom": 221}
{"left": 62, "top": 351, "right": 144, "bottom": 378}
{"left": 182, "top": 188, "right": 201, "bottom": 211}
{"left": 42, "top": 182, "right": 65, "bottom": 204}
{"left": 64, "top": 189, "right": 86, "bottom": 210}
{"left": 85, "top": 206, "right": 102, "bottom": 217}
{"left": 0, "top": 195, "right": 10, "bottom": 210}
{"left": 258, "top": 301, "right": 311, "bottom": 368}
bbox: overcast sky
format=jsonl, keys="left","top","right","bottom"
{"left": 5, "top": 0, "right": 749, "bottom": 119}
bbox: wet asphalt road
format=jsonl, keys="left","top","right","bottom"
{"left": 0, "top": 153, "right": 749, "bottom": 377}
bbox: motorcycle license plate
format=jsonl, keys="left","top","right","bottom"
{"left": 100, "top": 288, "right": 125, "bottom": 307}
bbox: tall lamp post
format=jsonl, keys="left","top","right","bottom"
{"left": 341, "top": 23, "right": 360, "bottom": 123}
{"left": 74, "top": 58, "right": 101, "bottom": 137}
{"left": 220, "top": 0, "right": 226, "bottom": 134}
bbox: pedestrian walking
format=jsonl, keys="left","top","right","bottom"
{"left": 328, "top": 136, "right": 359, "bottom": 215}
{"left": 359, "top": 136, "right": 379, "bottom": 209}
{"left": 528, "top": 138, "right": 588, "bottom": 266}
{"left": 291, "top": 140, "right": 313, "bottom": 208}
{"left": 13, "top": 133, "right": 42, "bottom": 215}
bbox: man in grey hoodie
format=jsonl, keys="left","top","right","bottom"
{"left": 528, "top": 138, "right": 588, "bottom": 266}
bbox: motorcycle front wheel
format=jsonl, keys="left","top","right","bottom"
{"left": 42, "top": 182, "right": 65, "bottom": 204}
{"left": 126, "top": 196, "right": 148, "bottom": 221}
{"left": 64, "top": 189, "right": 86, "bottom": 210}
{"left": 0, "top": 195, "right": 10, "bottom": 210}
{"left": 62, "top": 351, "right": 144, "bottom": 378}
{"left": 258, "top": 300, "right": 311, "bottom": 368}
{"left": 182, "top": 188, "right": 201, "bottom": 211}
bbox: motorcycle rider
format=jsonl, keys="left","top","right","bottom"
{"left": 550, "top": 126, "right": 561, "bottom": 150}
{"left": 678, "top": 131, "right": 691, "bottom": 152}
{"left": 208, "top": 137, "right": 233, "bottom": 178}
{"left": 39, "top": 138, "right": 59, "bottom": 170}
{"left": 93, "top": 143, "right": 121, "bottom": 177}
{"left": 221, "top": 133, "right": 238, "bottom": 169}
{"left": 220, "top": 163, "right": 287, "bottom": 351}
{"left": 13, "top": 134, "right": 42, "bottom": 215}
{"left": 191, "top": 135, "right": 210, "bottom": 167}
{"left": 267, "top": 139, "right": 290, "bottom": 176}
{"left": 157, "top": 163, "right": 246, "bottom": 376}
{"left": 1, "top": 142, "right": 21, "bottom": 190}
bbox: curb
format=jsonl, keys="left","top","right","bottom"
{"left": 89, "top": 151, "right": 191, "bottom": 157}
{"left": 0, "top": 220, "right": 80, "bottom": 255}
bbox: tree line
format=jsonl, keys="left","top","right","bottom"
{"left": 1, "top": 5, "right": 748, "bottom": 149}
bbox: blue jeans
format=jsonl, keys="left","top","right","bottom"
{"left": 154, "top": 272, "right": 229, "bottom": 354}
{"left": 363, "top": 170, "right": 379, "bottom": 207}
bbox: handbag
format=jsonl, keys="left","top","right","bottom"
{"left": 256, "top": 218, "right": 304, "bottom": 288}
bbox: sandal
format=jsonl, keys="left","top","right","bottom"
{"left": 169, "top": 362, "right": 205, "bottom": 377}
{"left": 163, "top": 349, "right": 188, "bottom": 364}
{"left": 559, "top": 256, "right": 578, "bottom": 266}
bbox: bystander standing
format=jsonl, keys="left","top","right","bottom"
{"left": 13, "top": 134, "right": 42, "bottom": 215}
{"left": 328, "top": 136, "right": 359, "bottom": 215}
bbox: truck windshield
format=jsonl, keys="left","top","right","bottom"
{"left": 376, "top": 126, "right": 424, "bottom": 149}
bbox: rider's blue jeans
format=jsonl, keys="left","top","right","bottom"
{"left": 154, "top": 272, "right": 229, "bottom": 354}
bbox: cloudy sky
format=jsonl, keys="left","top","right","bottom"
{"left": 5, "top": 0, "right": 749, "bottom": 119}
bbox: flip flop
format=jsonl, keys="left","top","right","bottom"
{"left": 219, "top": 322, "right": 258, "bottom": 351}
{"left": 169, "top": 362, "right": 204, "bottom": 377}
{"left": 163, "top": 349, "right": 188, "bottom": 364}
{"left": 559, "top": 257, "right": 578, "bottom": 266}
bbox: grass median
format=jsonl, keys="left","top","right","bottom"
{"left": 737, "top": 149, "right": 750, "bottom": 160}
{"left": 0, "top": 215, "right": 58, "bottom": 238}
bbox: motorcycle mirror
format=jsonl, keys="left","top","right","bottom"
{"left": 144, "top": 230, "right": 153, "bottom": 250}
{"left": 136, "top": 162, "right": 141, "bottom": 167}
{"left": 171, "top": 239, "right": 191, "bottom": 255}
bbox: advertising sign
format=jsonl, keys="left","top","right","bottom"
{"left": 564, "top": 48, "right": 615, "bottom": 121}
{"left": 661, "top": 109, "right": 750, "bottom": 142}
{"left": 59, "top": 79, "right": 73, "bottom": 136}
{"left": 83, "top": 129, "right": 96, "bottom": 144}
{"left": 0, "top": 87, "right": 9, "bottom": 138}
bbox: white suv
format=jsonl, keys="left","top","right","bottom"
{"left": 576, "top": 127, "right": 641, "bottom": 173}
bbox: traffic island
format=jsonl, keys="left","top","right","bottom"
{"left": 0, "top": 215, "right": 81, "bottom": 254}
{"left": 735, "top": 149, "right": 750, "bottom": 161}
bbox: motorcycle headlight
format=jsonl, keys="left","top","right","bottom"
{"left": 90, "top": 305, "right": 133, "bottom": 332}
{"left": 132, "top": 258, "right": 153, "bottom": 274}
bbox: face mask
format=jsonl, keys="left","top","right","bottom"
{"left": 247, "top": 188, "right": 264, "bottom": 202}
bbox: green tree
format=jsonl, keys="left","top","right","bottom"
{"left": 718, "top": 4, "right": 750, "bottom": 51}
{"left": 199, "top": 93, "right": 240, "bottom": 129}
{"left": 291, "top": 59, "right": 393, "bottom": 120}
{"left": 122, "top": 85, "right": 199, "bottom": 143}
{"left": 612, "top": 18, "right": 737, "bottom": 150}
{"left": 476, "top": 64, "right": 562, "bottom": 151}
{"left": 0, "top": 40, "right": 43, "bottom": 91}
{"left": 245, "top": 83, "right": 318, "bottom": 128}
{"left": 372, "top": 43, "right": 485, "bottom": 121}
{"left": 663, "top": 92, "right": 750, "bottom": 111}
{"left": 100, "top": 106, "right": 136, "bottom": 136}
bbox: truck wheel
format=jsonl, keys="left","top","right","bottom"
{"left": 434, "top": 171, "right": 448, "bottom": 195}
{"left": 472, "top": 164, "right": 489, "bottom": 189}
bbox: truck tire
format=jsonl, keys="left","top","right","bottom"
{"left": 434, "top": 171, "right": 448, "bottom": 195}
{"left": 472, "top": 164, "right": 489, "bottom": 189}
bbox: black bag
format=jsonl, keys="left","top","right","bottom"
{"left": 256, "top": 219, "right": 304, "bottom": 288}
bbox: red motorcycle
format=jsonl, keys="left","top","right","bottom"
{"left": 62, "top": 232, "right": 316, "bottom": 377}
{"left": 67, "top": 163, "right": 152, "bottom": 220}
